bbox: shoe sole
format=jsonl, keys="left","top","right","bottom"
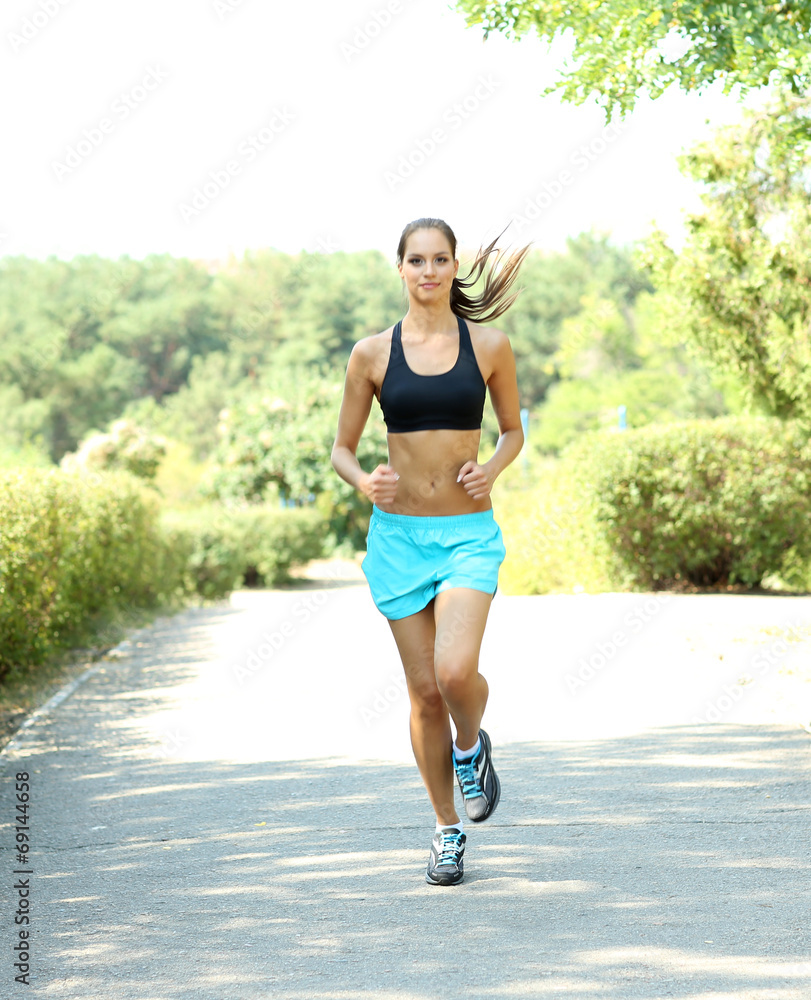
{"left": 425, "top": 870, "right": 464, "bottom": 886}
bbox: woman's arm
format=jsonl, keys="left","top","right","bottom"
{"left": 458, "top": 329, "right": 524, "bottom": 501}
{"left": 331, "top": 341, "right": 399, "bottom": 507}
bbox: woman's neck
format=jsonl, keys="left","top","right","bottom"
{"left": 402, "top": 302, "right": 457, "bottom": 336}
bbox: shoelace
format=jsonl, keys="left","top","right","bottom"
{"left": 436, "top": 831, "right": 464, "bottom": 866}
{"left": 454, "top": 759, "right": 482, "bottom": 800}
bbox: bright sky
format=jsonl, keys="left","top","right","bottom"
{"left": 2, "top": 0, "right": 752, "bottom": 263}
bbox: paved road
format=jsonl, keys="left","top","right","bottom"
{"left": 2, "top": 577, "right": 811, "bottom": 999}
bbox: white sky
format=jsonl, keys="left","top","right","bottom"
{"left": 1, "top": 0, "right": 752, "bottom": 263}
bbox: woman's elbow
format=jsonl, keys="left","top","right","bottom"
{"left": 500, "top": 424, "right": 524, "bottom": 449}
{"left": 331, "top": 441, "right": 352, "bottom": 474}
{"left": 515, "top": 425, "right": 525, "bottom": 451}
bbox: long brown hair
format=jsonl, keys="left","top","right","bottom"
{"left": 396, "top": 218, "right": 531, "bottom": 324}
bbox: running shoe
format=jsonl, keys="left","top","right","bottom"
{"left": 425, "top": 827, "right": 466, "bottom": 886}
{"left": 453, "top": 729, "right": 500, "bottom": 822}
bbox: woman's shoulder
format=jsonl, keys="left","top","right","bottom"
{"left": 347, "top": 326, "right": 396, "bottom": 381}
{"left": 463, "top": 319, "right": 515, "bottom": 382}
{"left": 351, "top": 326, "right": 395, "bottom": 358}
{"left": 465, "top": 319, "right": 511, "bottom": 353}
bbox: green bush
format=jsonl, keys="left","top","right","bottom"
{"left": 563, "top": 417, "right": 811, "bottom": 590}
{"left": 497, "top": 460, "right": 613, "bottom": 595}
{"left": 60, "top": 418, "right": 167, "bottom": 481}
{"left": 160, "top": 510, "right": 241, "bottom": 602}
{"left": 161, "top": 504, "right": 326, "bottom": 599}
{"left": 234, "top": 505, "right": 325, "bottom": 585}
{"left": 0, "top": 468, "right": 182, "bottom": 678}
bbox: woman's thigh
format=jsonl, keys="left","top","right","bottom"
{"left": 387, "top": 601, "right": 440, "bottom": 702}
{"left": 433, "top": 587, "right": 493, "bottom": 675}
{"left": 387, "top": 588, "right": 494, "bottom": 696}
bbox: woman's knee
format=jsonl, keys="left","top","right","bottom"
{"left": 407, "top": 675, "right": 445, "bottom": 717}
{"left": 434, "top": 656, "right": 478, "bottom": 703}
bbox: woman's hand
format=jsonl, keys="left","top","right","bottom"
{"left": 360, "top": 464, "right": 400, "bottom": 507}
{"left": 457, "top": 460, "right": 495, "bottom": 501}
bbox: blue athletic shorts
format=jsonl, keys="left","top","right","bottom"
{"left": 361, "top": 505, "right": 507, "bottom": 620}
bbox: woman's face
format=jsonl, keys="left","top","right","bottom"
{"left": 398, "top": 228, "right": 459, "bottom": 304}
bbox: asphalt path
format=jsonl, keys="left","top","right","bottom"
{"left": 2, "top": 571, "right": 811, "bottom": 999}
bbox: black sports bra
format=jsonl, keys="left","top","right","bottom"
{"left": 379, "top": 316, "right": 486, "bottom": 433}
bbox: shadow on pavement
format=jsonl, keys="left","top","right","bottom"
{"left": 3, "top": 715, "right": 809, "bottom": 999}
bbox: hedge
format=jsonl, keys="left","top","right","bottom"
{"left": 160, "top": 503, "right": 326, "bottom": 600}
{"left": 0, "top": 471, "right": 327, "bottom": 680}
{"left": 0, "top": 468, "right": 182, "bottom": 678}
{"left": 497, "top": 460, "right": 613, "bottom": 595}
{"left": 562, "top": 416, "right": 811, "bottom": 590}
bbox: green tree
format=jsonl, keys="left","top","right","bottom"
{"left": 0, "top": 238, "right": 662, "bottom": 467}
{"left": 202, "top": 368, "right": 388, "bottom": 549}
{"left": 533, "top": 290, "right": 732, "bottom": 452}
{"left": 207, "top": 247, "right": 403, "bottom": 374}
{"left": 644, "top": 91, "right": 811, "bottom": 425}
{"left": 455, "top": 0, "right": 811, "bottom": 118}
{"left": 206, "top": 248, "right": 291, "bottom": 378}
{"left": 0, "top": 254, "right": 225, "bottom": 460}
{"left": 97, "top": 254, "right": 224, "bottom": 402}
{"left": 555, "top": 293, "right": 640, "bottom": 378}
{"left": 274, "top": 250, "right": 403, "bottom": 367}
{"left": 125, "top": 351, "right": 253, "bottom": 461}
{"left": 501, "top": 232, "right": 651, "bottom": 407}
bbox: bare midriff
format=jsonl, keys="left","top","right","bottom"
{"left": 385, "top": 428, "right": 490, "bottom": 516}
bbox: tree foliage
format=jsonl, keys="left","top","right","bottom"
{"left": 502, "top": 231, "right": 651, "bottom": 406}
{"left": 533, "top": 289, "right": 732, "bottom": 452}
{"left": 643, "top": 92, "right": 811, "bottom": 425}
{"left": 60, "top": 418, "right": 167, "bottom": 481}
{"left": 0, "top": 254, "right": 223, "bottom": 460}
{"left": 201, "top": 368, "right": 389, "bottom": 549}
{"left": 0, "top": 236, "right": 646, "bottom": 464}
{"left": 455, "top": 0, "right": 811, "bottom": 118}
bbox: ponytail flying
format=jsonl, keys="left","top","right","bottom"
{"left": 396, "top": 217, "right": 531, "bottom": 324}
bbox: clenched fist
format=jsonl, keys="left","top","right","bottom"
{"left": 360, "top": 464, "right": 400, "bottom": 508}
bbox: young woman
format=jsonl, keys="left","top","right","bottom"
{"left": 331, "top": 218, "right": 528, "bottom": 886}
